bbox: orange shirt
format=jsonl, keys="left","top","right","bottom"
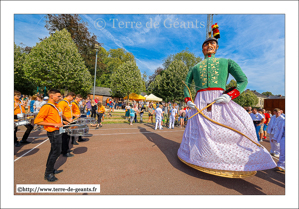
{"left": 34, "top": 101, "right": 61, "bottom": 132}
{"left": 97, "top": 106, "right": 105, "bottom": 113}
{"left": 14, "top": 99, "right": 25, "bottom": 115}
{"left": 72, "top": 101, "right": 81, "bottom": 116}
{"left": 58, "top": 99, "right": 72, "bottom": 119}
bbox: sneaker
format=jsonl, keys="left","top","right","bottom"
{"left": 44, "top": 173, "right": 58, "bottom": 182}
{"left": 20, "top": 140, "right": 31, "bottom": 144}
{"left": 259, "top": 139, "right": 263, "bottom": 142}
{"left": 263, "top": 136, "right": 267, "bottom": 139}
{"left": 275, "top": 167, "right": 285, "bottom": 172}
{"left": 14, "top": 141, "right": 21, "bottom": 147}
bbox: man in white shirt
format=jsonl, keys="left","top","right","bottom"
{"left": 34, "top": 95, "right": 44, "bottom": 113}
{"left": 268, "top": 108, "right": 284, "bottom": 157}
{"left": 169, "top": 106, "right": 178, "bottom": 129}
{"left": 250, "top": 108, "right": 265, "bottom": 142}
{"left": 273, "top": 119, "right": 285, "bottom": 172}
{"left": 155, "top": 105, "right": 163, "bottom": 130}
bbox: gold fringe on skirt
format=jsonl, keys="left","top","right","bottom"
{"left": 178, "top": 156, "right": 257, "bottom": 178}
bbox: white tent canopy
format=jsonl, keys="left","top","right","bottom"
{"left": 145, "top": 94, "right": 163, "bottom": 102}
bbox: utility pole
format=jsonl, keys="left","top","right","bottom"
{"left": 93, "top": 44, "right": 100, "bottom": 100}
{"left": 206, "top": 14, "right": 214, "bottom": 38}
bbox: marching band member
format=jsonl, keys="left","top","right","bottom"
{"left": 34, "top": 89, "right": 67, "bottom": 182}
{"left": 14, "top": 90, "right": 33, "bottom": 147}
{"left": 71, "top": 94, "right": 86, "bottom": 144}
{"left": 58, "top": 92, "right": 75, "bottom": 157}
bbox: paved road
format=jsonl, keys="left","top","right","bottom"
{"left": 14, "top": 123, "right": 284, "bottom": 195}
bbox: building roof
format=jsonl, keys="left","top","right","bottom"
{"left": 90, "top": 87, "right": 111, "bottom": 96}
{"left": 249, "top": 90, "right": 268, "bottom": 98}
{"left": 268, "top": 95, "right": 285, "bottom": 99}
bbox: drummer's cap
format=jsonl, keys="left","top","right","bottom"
{"left": 44, "top": 96, "right": 49, "bottom": 100}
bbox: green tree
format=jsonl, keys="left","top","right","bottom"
{"left": 262, "top": 91, "right": 273, "bottom": 97}
{"left": 141, "top": 71, "right": 148, "bottom": 93}
{"left": 226, "top": 79, "right": 258, "bottom": 107}
{"left": 163, "top": 48, "right": 202, "bottom": 70}
{"left": 148, "top": 67, "right": 164, "bottom": 86}
{"left": 23, "top": 29, "right": 92, "bottom": 96}
{"left": 150, "top": 60, "right": 189, "bottom": 101}
{"left": 14, "top": 43, "right": 37, "bottom": 95}
{"left": 110, "top": 61, "right": 143, "bottom": 101}
{"left": 97, "top": 48, "right": 135, "bottom": 88}
{"left": 234, "top": 90, "right": 259, "bottom": 107}
{"left": 45, "top": 14, "right": 105, "bottom": 77}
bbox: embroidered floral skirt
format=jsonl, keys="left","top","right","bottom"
{"left": 177, "top": 90, "right": 276, "bottom": 171}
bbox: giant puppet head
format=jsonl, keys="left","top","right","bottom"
{"left": 202, "top": 37, "right": 218, "bottom": 56}
{"left": 202, "top": 23, "right": 220, "bottom": 56}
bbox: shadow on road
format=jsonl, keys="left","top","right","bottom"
{"left": 15, "top": 148, "right": 40, "bottom": 157}
{"left": 137, "top": 126, "right": 280, "bottom": 195}
{"left": 73, "top": 147, "right": 88, "bottom": 155}
{"left": 255, "top": 169, "right": 285, "bottom": 188}
{"left": 54, "top": 155, "right": 67, "bottom": 170}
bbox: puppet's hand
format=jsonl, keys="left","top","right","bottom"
{"left": 187, "top": 101, "right": 197, "bottom": 110}
{"left": 214, "top": 94, "right": 231, "bottom": 104}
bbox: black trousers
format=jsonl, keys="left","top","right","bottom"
{"left": 14, "top": 124, "right": 34, "bottom": 143}
{"left": 61, "top": 132, "right": 70, "bottom": 155}
{"left": 72, "top": 136, "right": 82, "bottom": 142}
{"left": 91, "top": 110, "right": 96, "bottom": 118}
{"left": 134, "top": 113, "right": 137, "bottom": 123}
{"left": 97, "top": 113, "right": 103, "bottom": 124}
{"left": 71, "top": 116, "right": 82, "bottom": 142}
{"left": 45, "top": 130, "right": 62, "bottom": 175}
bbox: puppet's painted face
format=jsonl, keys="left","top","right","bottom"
{"left": 202, "top": 41, "right": 218, "bottom": 56}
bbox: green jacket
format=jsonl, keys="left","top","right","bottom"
{"left": 184, "top": 54, "right": 248, "bottom": 99}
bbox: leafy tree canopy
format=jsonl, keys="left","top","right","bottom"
{"left": 14, "top": 43, "right": 37, "bottom": 95}
{"left": 45, "top": 14, "right": 105, "bottom": 77}
{"left": 23, "top": 28, "right": 92, "bottom": 97}
{"left": 226, "top": 79, "right": 258, "bottom": 107}
{"left": 262, "top": 91, "right": 273, "bottom": 97}
{"left": 163, "top": 48, "right": 202, "bottom": 70}
{"left": 148, "top": 60, "right": 195, "bottom": 102}
{"left": 110, "top": 61, "right": 143, "bottom": 101}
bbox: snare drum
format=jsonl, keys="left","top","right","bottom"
{"left": 14, "top": 119, "right": 30, "bottom": 127}
{"left": 65, "top": 124, "right": 89, "bottom": 136}
{"left": 77, "top": 117, "right": 96, "bottom": 125}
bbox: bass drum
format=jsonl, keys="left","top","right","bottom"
{"left": 77, "top": 117, "right": 96, "bottom": 125}
{"left": 65, "top": 124, "right": 89, "bottom": 136}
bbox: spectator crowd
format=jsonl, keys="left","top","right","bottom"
{"left": 14, "top": 91, "right": 286, "bottom": 182}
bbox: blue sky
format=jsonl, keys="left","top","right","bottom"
{"left": 14, "top": 14, "right": 285, "bottom": 96}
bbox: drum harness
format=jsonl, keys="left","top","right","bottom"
{"left": 43, "top": 103, "right": 65, "bottom": 135}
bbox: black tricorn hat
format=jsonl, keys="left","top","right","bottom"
{"left": 202, "top": 37, "right": 218, "bottom": 48}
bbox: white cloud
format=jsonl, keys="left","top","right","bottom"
{"left": 136, "top": 58, "right": 163, "bottom": 74}
{"left": 216, "top": 15, "right": 285, "bottom": 95}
